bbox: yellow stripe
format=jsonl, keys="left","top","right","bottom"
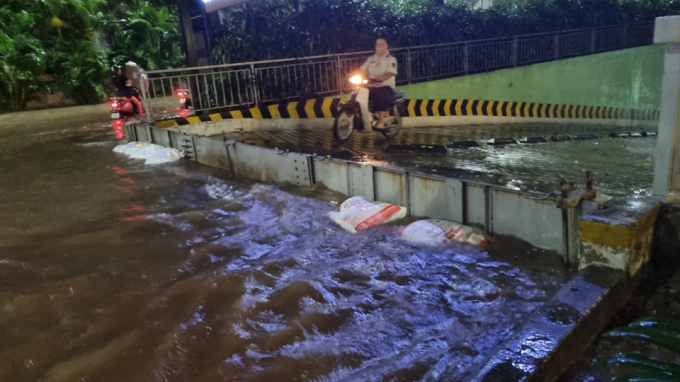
{"left": 585, "top": 106, "right": 592, "bottom": 119}
{"left": 287, "top": 102, "right": 300, "bottom": 119}
{"left": 465, "top": 101, "right": 474, "bottom": 116}
{"left": 523, "top": 103, "right": 532, "bottom": 118}
{"left": 304, "top": 99, "right": 317, "bottom": 118}
{"left": 454, "top": 100, "right": 463, "bottom": 116}
{"left": 186, "top": 116, "right": 202, "bottom": 124}
{"left": 539, "top": 104, "right": 547, "bottom": 118}
{"left": 486, "top": 100, "right": 496, "bottom": 116}
{"left": 268, "top": 104, "right": 282, "bottom": 119}
{"left": 476, "top": 100, "right": 485, "bottom": 116}
{"left": 420, "top": 100, "right": 430, "bottom": 116}
{"left": 209, "top": 113, "right": 222, "bottom": 121}
{"left": 532, "top": 103, "right": 540, "bottom": 118}
{"left": 230, "top": 110, "right": 244, "bottom": 119}
{"left": 321, "top": 97, "right": 334, "bottom": 118}
{"left": 443, "top": 100, "right": 453, "bottom": 116}
{"left": 155, "top": 120, "right": 179, "bottom": 128}
{"left": 431, "top": 100, "right": 441, "bottom": 117}
{"left": 548, "top": 104, "right": 556, "bottom": 118}
{"left": 250, "top": 108, "right": 263, "bottom": 119}
{"left": 408, "top": 100, "right": 417, "bottom": 117}
{"left": 496, "top": 101, "right": 505, "bottom": 116}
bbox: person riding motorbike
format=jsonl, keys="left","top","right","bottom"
{"left": 354, "top": 38, "right": 398, "bottom": 129}
{"left": 112, "top": 65, "right": 128, "bottom": 96}
{"left": 111, "top": 65, "right": 144, "bottom": 117}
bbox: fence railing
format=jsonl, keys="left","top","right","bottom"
{"left": 139, "top": 22, "right": 654, "bottom": 121}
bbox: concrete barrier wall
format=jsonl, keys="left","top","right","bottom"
{"left": 127, "top": 123, "right": 582, "bottom": 259}
{"left": 155, "top": 96, "right": 660, "bottom": 134}
{"left": 398, "top": 45, "right": 664, "bottom": 111}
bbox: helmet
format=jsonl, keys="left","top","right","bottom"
{"left": 111, "top": 65, "right": 122, "bottom": 73}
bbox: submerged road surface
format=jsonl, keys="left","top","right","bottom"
{"left": 220, "top": 123, "right": 657, "bottom": 196}
{"left": 1, "top": 113, "right": 570, "bottom": 382}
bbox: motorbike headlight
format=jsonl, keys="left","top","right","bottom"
{"left": 349, "top": 75, "right": 363, "bottom": 85}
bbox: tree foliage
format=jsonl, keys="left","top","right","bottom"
{"left": 0, "top": 0, "right": 182, "bottom": 112}
{"left": 211, "top": 0, "right": 680, "bottom": 64}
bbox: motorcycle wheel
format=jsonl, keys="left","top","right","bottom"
{"left": 333, "top": 107, "right": 356, "bottom": 142}
{"left": 380, "top": 104, "right": 402, "bottom": 139}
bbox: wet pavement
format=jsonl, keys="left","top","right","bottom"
{"left": 0, "top": 113, "right": 574, "bottom": 381}
{"left": 219, "top": 123, "right": 658, "bottom": 196}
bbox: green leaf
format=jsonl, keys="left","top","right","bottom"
{"left": 611, "top": 371, "right": 680, "bottom": 382}
{"left": 603, "top": 327, "right": 680, "bottom": 354}
{"left": 607, "top": 352, "right": 680, "bottom": 376}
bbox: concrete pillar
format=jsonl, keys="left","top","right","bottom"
{"left": 653, "top": 16, "right": 680, "bottom": 201}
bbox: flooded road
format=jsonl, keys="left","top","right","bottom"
{"left": 1, "top": 116, "right": 571, "bottom": 381}
{"left": 221, "top": 123, "right": 657, "bottom": 196}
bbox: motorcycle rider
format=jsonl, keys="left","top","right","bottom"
{"left": 112, "top": 65, "right": 127, "bottom": 96}
{"left": 112, "top": 65, "right": 144, "bottom": 117}
{"left": 356, "top": 38, "right": 398, "bottom": 129}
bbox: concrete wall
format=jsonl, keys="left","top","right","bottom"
{"left": 398, "top": 45, "right": 664, "bottom": 110}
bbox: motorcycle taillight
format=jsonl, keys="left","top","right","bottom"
{"left": 111, "top": 102, "right": 119, "bottom": 108}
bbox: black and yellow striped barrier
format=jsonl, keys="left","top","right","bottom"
{"left": 154, "top": 97, "right": 660, "bottom": 128}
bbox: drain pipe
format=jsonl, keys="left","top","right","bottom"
{"left": 557, "top": 171, "right": 598, "bottom": 264}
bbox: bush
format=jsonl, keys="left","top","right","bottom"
{"left": 211, "top": 0, "right": 680, "bottom": 64}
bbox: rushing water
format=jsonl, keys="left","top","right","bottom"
{"left": 0, "top": 118, "right": 570, "bottom": 382}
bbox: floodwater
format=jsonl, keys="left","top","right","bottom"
{"left": 1, "top": 115, "right": 571, "bottom": 381}
{"left": 222, "top": 124, "right": 657, "bottom": 196}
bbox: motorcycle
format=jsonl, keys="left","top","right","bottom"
{"left": 109, "top": 97, "right": 136, "bottom": 120}
{"left": 175, "top": 88, "right": 192, "bottom": 110}
{"left": 333, "top": 74, "right": 405, "bottom": 142}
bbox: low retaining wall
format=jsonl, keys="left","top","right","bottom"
{"left": 154, "top": 97, "right": 660, "bottom": 134}
{"left": 126, "top": 123, "right": 576, "bottom": 259}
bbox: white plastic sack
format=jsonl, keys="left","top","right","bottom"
{"left": 129, "top": 143, "right": 162, "bottom": 160}
{"left": 145, "top": 148, "right": 182, "bottom": 165}
{"left": 398, "top": 219, "right": 488, "bottom": 247}
{"left": 113, "top": 141, "right": 140, "bottom": 155}
{"left": 329, "top": 196, "right": 407, "bottom": 233}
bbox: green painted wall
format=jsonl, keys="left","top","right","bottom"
{"left": 398, "top": 45, "right": 664, "bottom": 110}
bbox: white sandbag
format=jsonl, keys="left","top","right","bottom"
{"left": 145, "top": 148, "right": 183, "bottom": 165}
{"left": 329, "top": 197, "right": 407, "bottom": 233}
{"left": 398, "top": 219, "right": 488, "bottom": 247}
{"left": 113, "top": 141, "right": 139, "bottom": 155}
{"left": 129, "top": 143, "right": 162, "bottom": 160}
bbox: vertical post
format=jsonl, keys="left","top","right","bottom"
{"left": 138, "top": 71, "right": 153, "bottom": 123}
{"left": 250, "top": 63, "right": 259, "bottom": 107}
{"left": 590, "top": 28, "right": 596, "bottom": 54}
{"left": 464, "top": 42, "right": 469, "bottom": 75}
{"left": 406, "top": 48, "right": 412, "bottom": 84}
{"left": 554, "top": 32, "right": 560, "bottom": 59}
{"left": 653, "top": 16, "right": 680, "bottom": 201}
{"left": 336, "top": 55, "right": 343, "bottom": 94}
{"left": 512, "top": 37, "right": 518, "bottom": 67}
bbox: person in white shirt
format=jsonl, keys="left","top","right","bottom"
{"left": 357, "top": 38, "right": 398, "bottom": 129}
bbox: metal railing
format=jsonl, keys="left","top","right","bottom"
{"left": 139, "top": 22, "right": 654, "bottom": 120}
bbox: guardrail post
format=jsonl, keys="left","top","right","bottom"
{"left": 623, "top": 25, "right": 629, "bottom": 48}
{"left": 590, "top": 28, "right": 596, "bottom": 54}
{"left": 336, "top": 55, "right": 343, "bottom": 94}
{"left": 250, "top": 63, "right": 259, "bottom": 107}
{"left": 653, "top": 16, "right": 680, "bottom": 201}
{"left": 464, "top": 42, "right": 469, "bottom": 75}
{"left": 554, "top": 32, "right": 560, "bottom": 59}
{"left": 138, "top": 71, "right": 153, "bottom": 123}
{"left": 512, "top": 37, "right": 518, "bottom": 67}
{"left": 407, "top": 48, "right": 412, "bottom": 84}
